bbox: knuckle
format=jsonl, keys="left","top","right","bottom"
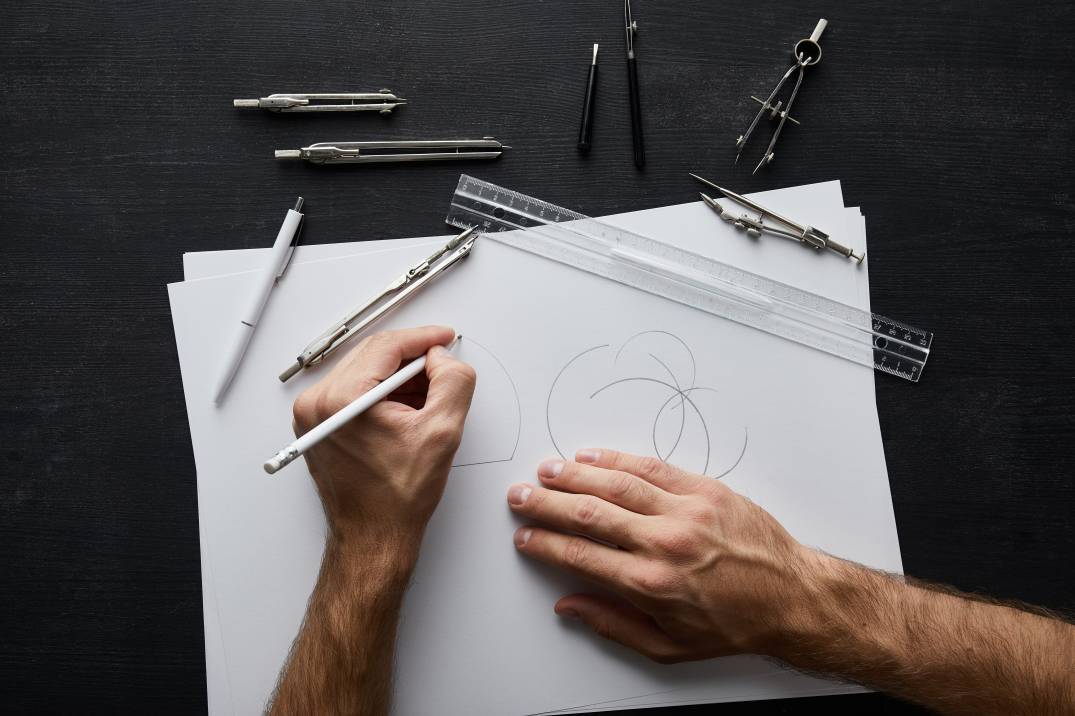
{"left": 683, "top": 497, "right": 719, "bottom": 524}
{"left": 316, "top": 390, "right": 347, "bottom": 418}
{"left": 591, "top": 614, "right": 615, "bottom": 641}
{"left": 425, "top": 417, "right": 462, "bottom": 448}
{"left": 454, "top": 361, "right": 478, "bottom": 386}
{"left": 608, "top": 472, "right": 636, "bottom": 501}
{"left": 292, "top": 388, "right": 320, "bottom": 426}
{"left": 573, "top": 496, "right": 602, "bottom": 527}
{"left": 635, "top": 456, "right": 667, "bottom": 480}
{"left": 562, "top": 539, "right": 592, "bottom": 570}
{"left": 652, "top": 528, "right": 696, "bottom": 559}
{"left": 634, "top": 566, "right": 682, "bottom": 597}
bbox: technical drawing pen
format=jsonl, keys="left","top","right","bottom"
{"left": 577, "top": 44, "right": 599, "bottom": 153}
{"left": 263, "top": 335, "right": 462, "bottom": 474}
{"left": 211, "top": 197, "right": 305, "bottom": 404}
{"left": 625, "top": 0, "right": 645, "bottom": 168}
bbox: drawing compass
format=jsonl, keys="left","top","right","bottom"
{"left": 233, "top": 90, "right": 406, "bottom": 114}
{"left": 279, "top": 227, "right": 478, "bottom": 382}
{"left": 274, "top": 138, "right": 509, "bottom": 165}
{"left": 735, "top": 19, "right": 827, "bottom": 173}
{"left": 691, "top": 173, "right": 864, "bottom": 263}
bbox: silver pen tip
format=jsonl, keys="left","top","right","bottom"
{"left": 293, "top": 197, "right": 304, "bottom": 212}
{"left": 275, "top": 150, "right": 301, "bottom": 160}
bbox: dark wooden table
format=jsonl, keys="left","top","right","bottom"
{"left": 3, "top": 1, "right": 1072, "bottom": 713}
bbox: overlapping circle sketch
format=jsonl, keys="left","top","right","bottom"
{"left": 545, "top": 331, "right": 747, "bottom": 478}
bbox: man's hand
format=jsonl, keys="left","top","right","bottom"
{"left": 506, "top": 448, "right": 813, "bottom": 662}
{"left": 508, "top": 449, "right": 1075, "bottom": 715}
{"left": 293, "top": 324, "right": 476, "bottom": 562}
{"left": 271, "top": 326, "right": 476, "bottom": 716}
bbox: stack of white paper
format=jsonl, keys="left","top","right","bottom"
{"left": 169, "top": 181, "right": 900, "bottom": 714}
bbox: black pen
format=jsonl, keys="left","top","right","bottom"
{"left": 577, "top": 44, "right": 599, "bottom": 153}
{"left": 624, "top": 0, "right": 645, "bottom": 168}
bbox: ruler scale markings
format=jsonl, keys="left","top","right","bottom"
{"left": 446, "top": 175, "right": 931, "bottom": 382}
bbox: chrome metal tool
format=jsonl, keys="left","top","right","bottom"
{"left": 278, "top": 227, "right": 478, "bottom": 382}
{"left": 233, "top": 90, "right": 406, "bottom": 114}
{"left": 274, "top": 138, "right": 509, "bottom": 165}
{"left": 735, "top": 19, "right": 828, "bottom": 173}
{"left": 690, "top": 173, "right": 864, "bottom": 263}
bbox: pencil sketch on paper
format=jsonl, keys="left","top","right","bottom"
{"left": 545, "top": 331, "right": 748, "bottom": 478}
{"left": 451, "top": 336, "right": 522, "bottom": 468}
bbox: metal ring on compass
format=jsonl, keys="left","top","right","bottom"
{"left": 793, "top": 38, "right": 822, "bottom": 66}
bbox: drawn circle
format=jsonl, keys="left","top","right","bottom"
{"left": 874, "top": 336, "right": 888, "bottom": 350}
{"left": 546, "top": 332, "right": 748, "bottom": 479}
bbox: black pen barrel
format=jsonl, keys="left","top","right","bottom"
{"left": 627, "top": 56, "right": 645, "bottom": 168}
{"left": 578, "top": 61, "right": 598, "bottom": 153}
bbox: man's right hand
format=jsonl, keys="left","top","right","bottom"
{"left": 293, "top": 325, "right": 476, "bottom": 561}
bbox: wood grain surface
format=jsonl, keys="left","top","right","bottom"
{"left": 1, "top": 0, "right": 1072, "bottom": 713}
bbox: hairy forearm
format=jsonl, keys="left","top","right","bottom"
{"left": 771, "top": 551, "right": 1075, "bottom": 715}
{"left": 269, "top": 536, "right": 419, "bottom": 716}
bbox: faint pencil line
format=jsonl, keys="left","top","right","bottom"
{"left": 590, "top": 376, "right": 712, "bottom": 474}
{"left": 546, "top": 344, "right": 610, "bottom": 460}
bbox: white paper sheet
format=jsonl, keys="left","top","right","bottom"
{"left": 173, "top": 185, "right": 897, "bottom": 714}
{"left": 186, "top": 185, "right": 867, "bottom": 713}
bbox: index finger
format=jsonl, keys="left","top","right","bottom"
{"left": 325, "top": 325, "right": 456, "bottom": 389}
{"left": 574, "top": 448, "right": 710, "bottom": 496}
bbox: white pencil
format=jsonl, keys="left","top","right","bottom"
{"left": 263, "top": 335, "right": 461, "bottom": 475}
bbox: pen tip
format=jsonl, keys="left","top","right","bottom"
{"left": 294, "top": 197, "right": 304, "bottom": 212}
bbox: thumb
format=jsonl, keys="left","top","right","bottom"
{"left": 555, "top": 594, "right": 682, "bottom": 665}
{"left": 422, "top": 344, "right": 477, "bottom": 427}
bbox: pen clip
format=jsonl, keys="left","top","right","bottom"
{"left": 276, "top": 198, "right": 306, "bottom": 281}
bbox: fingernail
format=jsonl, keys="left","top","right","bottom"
{"left": 538, "top": 459, "right": 564, "bottom": 479}
{"left": 514, "top": 527, "right": 533, "bottom": 546}
{"left": 558, "top": 607, "right": 580, "bottom": 619}
{"left": 576, "top": 449, "right": 601, "bottom": 464}
{"left": 507, "top": 484, "right": 532, "bottom": 506}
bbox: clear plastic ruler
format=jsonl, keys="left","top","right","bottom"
{"left": 445, "top": 174, "right": 933, "bottom": 382}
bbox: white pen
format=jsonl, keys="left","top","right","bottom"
{"left": 212, "top": 198, "right": 305, "bottom": 404}
{"left": 263, "top": 335, "right": 461, "bottom": 474}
